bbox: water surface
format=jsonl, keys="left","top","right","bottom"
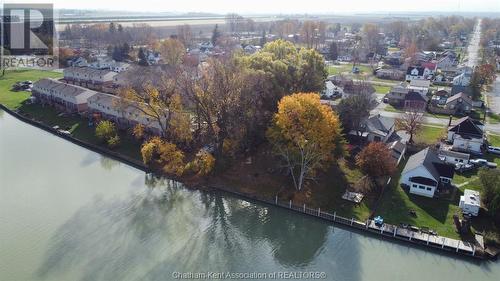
{"left": 1, "top": 109, "right": 500, "bottom": 281}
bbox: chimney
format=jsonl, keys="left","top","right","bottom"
{"left": 448, "top": 115, "right": 453, "bottom": 127}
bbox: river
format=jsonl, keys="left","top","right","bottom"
{"left": 1, "top": 108, "right": 500, "bottom": 281}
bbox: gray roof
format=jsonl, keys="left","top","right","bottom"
{"left": 403, "top": 148, "right": 453, "bottom": 181}
{"left": 439, "top": 149, "right": 470, "bottom": 160}
{"left": 445, "top": 92, "right": 473, "bottom": 105}
{"left": 364, "top": 115, "right": 394, "bottom": 136}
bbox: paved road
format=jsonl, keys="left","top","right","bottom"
{"left": 465, "top": 19, "right": 482, "bottom": 68}
{"left": 486, "top": 76, "right": 500, "bottom": 114}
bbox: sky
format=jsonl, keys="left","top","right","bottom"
{"left": 1, "top": 0, "right": 500, "bottom": 14}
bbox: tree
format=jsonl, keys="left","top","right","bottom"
{"left": 329, "top": 42, "right": 338, "bottom": 61}
{"left": 138, "top": 48, "right": 149, "bottom": 66}
{"left": 478, "top": 168, "right": 500, "bottom": 216}
{"left": 95, "top": 120, "right": 117, "bottom": 142}
{"left": 267, "top": 93, "right": 344, "bottom": 191}
{"left": 186, "top": 149, "right": 216, "bottom": 176}
{"left": 176, "top": 24, "right": 193, "bottom": 47}
{"left": 132, "top": 124, "right": 145, "bottom": 140}
{"left": 298, "top": 48, "right": 327, "bottom": 93}
{"left": 119, "top": 84, "right": 191, "bottom": 142}
{"left": 95, "top": 120, "right": 119, "bottom": 148}
{"left": 356, "top": 142, "right": 396, "bottom": 180}
{"left": 260, "top": 30, "right": 267, "bottom": 47}
{"left": 140, "top": 137, "right": 185, "bottom": 176}
{"left": 362, "top": 23, "right": 381, "bottom": 54}
{"left": 211, "top": 24, "right": 222, "bottom": 45}
{"left": 395, "top": 107, "right": 424, "bottom": 144}
{"left": 159, "top": 38, "right": 186, "bottom": 66}
{"left": 337, "top": 91, "right": 372, "bottom": 135}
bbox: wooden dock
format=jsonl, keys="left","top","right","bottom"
{"left": 268, "top": 196, "right": 483, "bottom": 259}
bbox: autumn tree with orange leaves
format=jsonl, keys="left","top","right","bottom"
{"left": 356, "top": 142, "right": 396, "bottom": 182}
{"left": 267, "top": 93, "right": 344, "bottom": 191}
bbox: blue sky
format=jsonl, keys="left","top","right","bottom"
{"left": 2, "top": 0, "right": 500, "bottom": 13}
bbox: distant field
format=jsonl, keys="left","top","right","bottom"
{"left": 0, "top": 69, "right": 62, "bottom": 110}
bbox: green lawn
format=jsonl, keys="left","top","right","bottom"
{"left": 373, "top": 84, "right": 391, "bottom": 94}
{"left": 0, "top": 69, "right": 62, "bottom": 109}
{"left": 17, "top": 103, "right": 142, "bottom": 161}
{"left": 327, "top": 64, "right": 373, "bottom": 76}
{"left": 414, "top": 125, "right": 445, "bottom": 145}
{"left": 376, "top": 166, "right": 462, "bottom": 239}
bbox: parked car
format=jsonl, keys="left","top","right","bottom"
{"left": 455, "top": 163, "right": 475, "bottom": 173}
{"left": 470, "top": 158, "right": 498, "bottom": 169}
{"left": 488, "top": 146, "right": 500, "bottom": 155}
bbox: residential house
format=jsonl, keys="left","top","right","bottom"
{"left": 406, "top": 66, "right": 426, "bottom": 81}
{"left": 67, "top": 57, "right": 88, "bottom": 67}
{"left": 408, "top": 79, "right": 430, "bottom": 95}
{"left": 322, "top": 81, "right": 343, "bottom": 99}
{"left": 388, "top": 140, "right": 407, "bottom": 164}
{"left": 87, "top": 92, "right": 163, "bottom": 135}
{"left": 110, "top": 62, "right": 130, "bottom": 73}
{"left": 437, "top": 55, "right": 456, "bottom": 69}
{"left": 459, "top": 189, "right": 481, "bottom": 216}
{"left": 447, "top": 116, "right": 484, "bottom": 154}
{"left": 438, "top": 149, "right": 470, "bottom": 165}
{"left": 375, "top": 68, "right": 404, "bottom": 80}
{"left": 401, "top": 148, "right": 454, "bottom": 198}
{"left": 339, "top": 80, "right": 376, "bottom": 103}
{"left": 243, "top": 45, "right": 261, "bottom": 54}
{"left": 356, "top": 114, "right": 395, "bottom": 143}
{"left": 386, "top": 83, "right": 408, "bottom": 106}
{"left": 63, "top": 67, "right": 118, "bottom": 87}
{"left": 89, "top": 57, "right": 114, "bottom": 70}
{"left": 404, "top": 91, "right": 428, "bottom": 110}
{"left": 444, "top": 92, "right": 473, "bottom": 115}
{"left": 146, "top": 50, "right": 161, "bottom": 65}
{"left": 421, "top": 62, "right": 437, "bottom": 77}
{"left": 32, "top": 78, "right": 97, "bottom": 113}
{"left": 451, "top": 72, "right": 472, "bottom": 95}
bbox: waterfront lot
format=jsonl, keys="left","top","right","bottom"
{"left": 0, "top": 69, "right": 62, "bottom": 109}
{"left": 0, "top": 70, "right": 142, "bottom": 160}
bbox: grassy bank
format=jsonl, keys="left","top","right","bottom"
{"left": 0, "top": 69, "right": 62, "bottom": 109}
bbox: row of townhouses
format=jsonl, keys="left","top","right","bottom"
{"left": 33, "top": 78, "right": 163, "bottom": 135}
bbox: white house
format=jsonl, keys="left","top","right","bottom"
{"left": 438, "top": 149, "right": 470, "bottom": 164}
{"left": 447, "top": 116, "right": 484, "bottom": 154}
{"left": 406, "top": 66, "right": 426, "bottom": 81}
{"left": 110, "top": 62, "right": 130, "bottom": 73}
{"left": 322, "top": 81, "right": 343, "bottom": 99}
{"left": 401, "top": 148, "right": 454, "bottom": 198}
{"left": 63, "top": 67, "right": 118, "bottom": 85}
{"left": 459, "top": 189, "right": 480, "bottom": 216}
{"left": 408, "top": 79, "right": 431, "bottom": 95}
{"left": 453, "top": 73, "right": 471, "bottom": 87}
{"left": 89, "top": 57, "right": 114, "bottom": 70}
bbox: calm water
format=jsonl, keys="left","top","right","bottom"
{"left": 1, "top": 108, "right": 500, "bottom": 281}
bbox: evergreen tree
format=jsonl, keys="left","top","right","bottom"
{"left": 138, "top": 48, "right": 149, "bottom": 66}
{"left": 260, "top": 30, "right": 267, "bottom": 47}
{"left": 211, "top": 24, "right": 221, "bottom": 45}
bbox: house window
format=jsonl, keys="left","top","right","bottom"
{"left": 412, "top": 184, "right": 417, "bottom": 188}
{"left": 419, "top": 185, "right": 425, "bottom": 189}
{"left": 441, "top": 178, "right": 450, "bottom": 183}
{"left": 426, "top": 187, "right": 432, "bottom": 191}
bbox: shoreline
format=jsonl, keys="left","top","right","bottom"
{"left": 0, "top": 104, "right": 489, "bottom": 261}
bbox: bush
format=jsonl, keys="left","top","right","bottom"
{"left": 107, "top": 135, "right": 120, "bottom": 148}
{"left": 95, "top": 120, "right": 117, "bottom": 142}
{"left": 186, "top": 150, "right": 216, "bottom": 176}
